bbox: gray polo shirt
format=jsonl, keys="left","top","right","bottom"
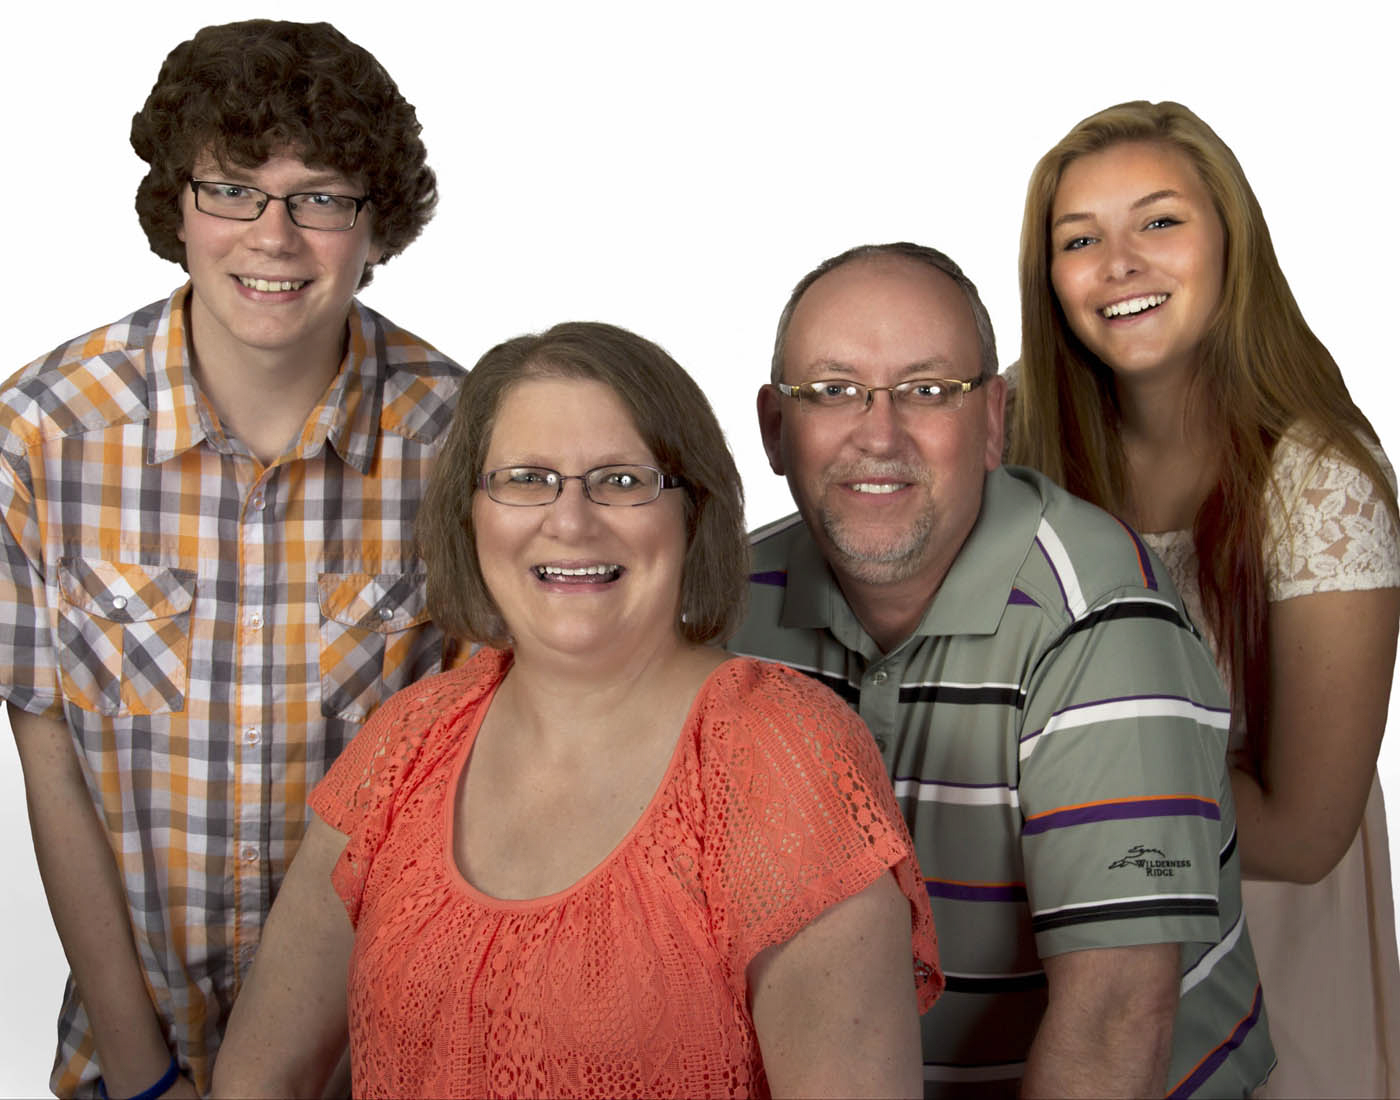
{"left": 729, "top": 465, "right": 1274, "bottom": 1098}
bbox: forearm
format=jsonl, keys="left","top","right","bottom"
{"left": 1231, "top": 589, "right": 1399, "bottom": 884}
{"left": 10, "top": 705, "right": 176, "bottom": 1095}
{"left": 211, "top": 814, "right": 352, "bottom": 1099}
{"left": 1021, "top": 944, "right": 1178, "bottom": 1099}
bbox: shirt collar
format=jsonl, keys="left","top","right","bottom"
{"left": 145, "top": 288, "right": 382, "bottom": 473}
{"left": 778, "top": 466, "right": 1042, "bottom": 654}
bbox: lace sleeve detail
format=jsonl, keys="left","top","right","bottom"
{"left": 1266, "top": 432, "right": 1400, "bottom": 602}
{"left": 696, "top": 659, "right": 942, "bottom": 1011}
{"left": 308, "top": 648, "right": 506, "bottom": 925}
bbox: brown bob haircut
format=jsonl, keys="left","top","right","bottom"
{"left": 419, "top": 322, "right": 749, "bottom": 648}
{"left": 130, "top": 19, "right": 436, "bottom": 287}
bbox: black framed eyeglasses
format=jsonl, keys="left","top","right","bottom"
{"left": 776, "top": 375, "right": 988, "bottom": 413}
{"left": 189, "top": 179, "right": 370, "bottom": 231}
{"left": 478, "top": 464, "right": 687, "bottom": 507}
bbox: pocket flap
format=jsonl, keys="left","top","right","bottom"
{"left": 318, "top": 571, "right": 429, "bottom": 633}
{"left": 58, "top": 558, "right": 197, "bottom": 622}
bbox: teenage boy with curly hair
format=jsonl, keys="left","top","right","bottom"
{"left": 0, "top": 21, "right": 462, "bottom": 1097}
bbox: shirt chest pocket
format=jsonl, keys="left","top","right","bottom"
{"left": 56, "top": 559, "right": 197, "bottom": 717}
{"left": 318, "top": 571, "right": 439, "bottom": 722}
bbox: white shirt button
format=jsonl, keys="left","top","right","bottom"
{"left": 250, "top": 494, "right": 265, "bottom": 511}
{"left": 378, "top": 607, "right": 394, "bottom": 622}
{"left": 871, "top": 670, "right": 888, "bottom": 686}
{"left": 111, "top": 596, "right": 128, "bottom": 611}
{"left": 240, "top": 845, "right": 258, "bottom": 863}
{"left": 248, "top": 612, "right": 263, "bottom": 629}
{"left": 243, "top": 727, "right": 261, "bottom": 747}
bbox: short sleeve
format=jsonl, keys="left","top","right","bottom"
{"left": 0, "top": 444, "right": 64, "bottom": 717}
{"left": 309, "top": 650, "right": 503, "bottom": 925}
{"left": 1017, "top": 586, "right": 1231, "bottom": 959}
{"left": 696, "top": 659, "right": 942, "bottom": 1011}
{"left": 1267, "top": 432, "right": 1400, "bottom": 601}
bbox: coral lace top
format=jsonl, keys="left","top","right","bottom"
{"left": 310, "top": 649, "right": 941, "bottom": 1099}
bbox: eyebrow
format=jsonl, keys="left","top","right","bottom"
{"left": 801, "top": 357, "right": 959, "bottom": 378}
{"left": 1051, "top": 188, "right": 1185, "bottom": 231}
{"left": 194, "top": 167, "right": 356, "bottom": 191}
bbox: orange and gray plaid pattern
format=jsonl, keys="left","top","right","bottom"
{"left": 0, "top": 287, "right": 463, "bottom": 1096}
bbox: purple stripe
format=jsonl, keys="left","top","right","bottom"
{"left": 1023, "top": 796, "right": 1221, "bottom": 836}
{"left": 1033, "top": 535, "right": 1072, "bottom": 613}
{"left": 749, "top": 569, "right": 787, "bottom": 587}
{"left": 1116, "top": 518, "right": 1159, "bottom": 591}
{"left": 927, "top": 879, "right": 1028, "bottom": 903}
{"left": 1168, "top": 983, "right": 1265, "bottom": 1098}
{"left": 1008, "top": 587, "right": 1039, "bottom": 606}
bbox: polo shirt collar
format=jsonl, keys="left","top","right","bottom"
{"left": 145, "top": 288, "right": 382, "bottom": 474}
{"left": 778, "top": 466, "right": 1042, "bottom": 652}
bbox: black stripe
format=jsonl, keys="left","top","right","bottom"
{"left": 1058, "top": 600, "right": 1196, "bottom": 646}
{"left": 794, "top": 666, "right": 859, "bottom": 704}
{"left": 1033, "top": 896, "right": 1218, "bottom": 934}
{"left": 943, "top": 972, "right": 1048, "bottom": 994}
{"left": 1219, "top": 826, "right": 1237, "bottom": 868}
{"left": 900, "top": 684, "right": 1026, "bottom": 707}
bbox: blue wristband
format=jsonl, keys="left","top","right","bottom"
{"left": 97, "top": 1054, "right": 181, "bottom": 1100}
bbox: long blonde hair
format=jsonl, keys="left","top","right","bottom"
{"left": 1010, "top": 100, "right": 1395, "bottom": 778}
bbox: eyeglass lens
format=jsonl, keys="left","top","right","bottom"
{"left": 485, "top": 465, "right": 665, "bottom": 506}
{"left": 192, "top": 182, "right": 361, "bottom": 230}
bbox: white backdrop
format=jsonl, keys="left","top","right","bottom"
{"left": 3, "top": 1, "right": 1396, "bottom": 1091}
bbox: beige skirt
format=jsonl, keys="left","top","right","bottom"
{"left": 1251, "top": 773, "right": 1400, "bottom": 1097}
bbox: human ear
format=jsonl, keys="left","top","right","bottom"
{"left": 756, "top": 384, "right": 786, "bottom": 476}
{"left": 983, "top": 374, "right": 1007, "bottom": 470}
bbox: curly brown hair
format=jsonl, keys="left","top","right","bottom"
{"left": 130, "top": 20, "right": 436, "bottom": 287}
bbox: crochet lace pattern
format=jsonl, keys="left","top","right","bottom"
{"left": 1144, "top": 430, "right": 1400, "bottom": 678}
{"left": 311, "top": 650, "right": 941, "bottom": 1098}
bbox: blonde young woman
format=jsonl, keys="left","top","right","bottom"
{"left": 1011, "top": 100, "right": 1400, "bottom": 1096}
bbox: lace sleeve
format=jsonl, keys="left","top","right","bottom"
{"left": 308, "top": 649, "right": 504, "bottom": 924}
{"left": 696, "top": 659, "right": 942, "bottom": 1011}
{"left": 1266, "top": 432, "right": 1400, "bottom": 602}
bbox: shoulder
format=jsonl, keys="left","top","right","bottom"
{"left": 1, "top": 297, "right": 169, "bottom": 451}
{"left": 695, "top": 656, "right": 866, "bottom": 752}
{"left": 323, "top": 648, "right": 506, "bottom": 805}
{"left": 365, "top": 647, "right": 504, "bottom": 742}
{"left": 1266, "top": 425, "right": 1400, "bottom": 596}
{"left": 747, "top": 512, "right": 808, "bottom": 572}
{"left": 354, "top": 302, "right": 466, "bottom": 446}
{"left": 998, "top": 466, "right": 1188, "bottom": 617}
{"left": 1271, "top": 424, "right": 1396, "bottom": 498}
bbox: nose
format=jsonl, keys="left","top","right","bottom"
{"left": 246, "top": 197, "right": 302, "bottom": 253}
{"left": 848, "top": 388, "right": 906, "bottom": 455}
{"left": 540, "top": 476, "right": 599, "bottom": 536}
{"left": 1102, "top": 232, "right": 1143, "bottom": 281}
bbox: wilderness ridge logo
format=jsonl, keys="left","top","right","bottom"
{"left": 1108, "top": 844, "right": 1193, "bottom": 878}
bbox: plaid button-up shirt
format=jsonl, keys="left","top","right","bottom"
{"left": 0, "top": 286, "right": 463, "bottom": 1095}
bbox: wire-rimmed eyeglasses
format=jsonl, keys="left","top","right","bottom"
{"left": 478, "top": 464, "right": 687, "bottom": 507}
{"left": 189, "top": 179, "right": 370, "bottom": 231}
{"left": 775, "top": 375, "right": 988, "bottom": 413}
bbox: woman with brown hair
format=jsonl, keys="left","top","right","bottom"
{"left": 212, "top": 321, "right": 940, "bottom": 1098}
{"left": 1011, "top": 100, "right": 1400, "bottom": 1095}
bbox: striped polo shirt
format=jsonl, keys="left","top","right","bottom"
{"left": 729, "top": 466, "right": 1274, "bottom": 1098}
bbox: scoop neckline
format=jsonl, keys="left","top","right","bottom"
{"left": 439, "top": 654, "right": 747, "bottom": 912}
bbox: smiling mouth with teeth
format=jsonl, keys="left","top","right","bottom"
{"left": 849, "top": 482, "right": 905, "bottom": 495}
{"left": 238, "top": 276, "right": 308, "bottom": 292}
{"left": 534, "top": 564, "right": 623, "bottom": 582}
{"left": 1100, "top": 293, "right": 1168, "bottom": 319}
